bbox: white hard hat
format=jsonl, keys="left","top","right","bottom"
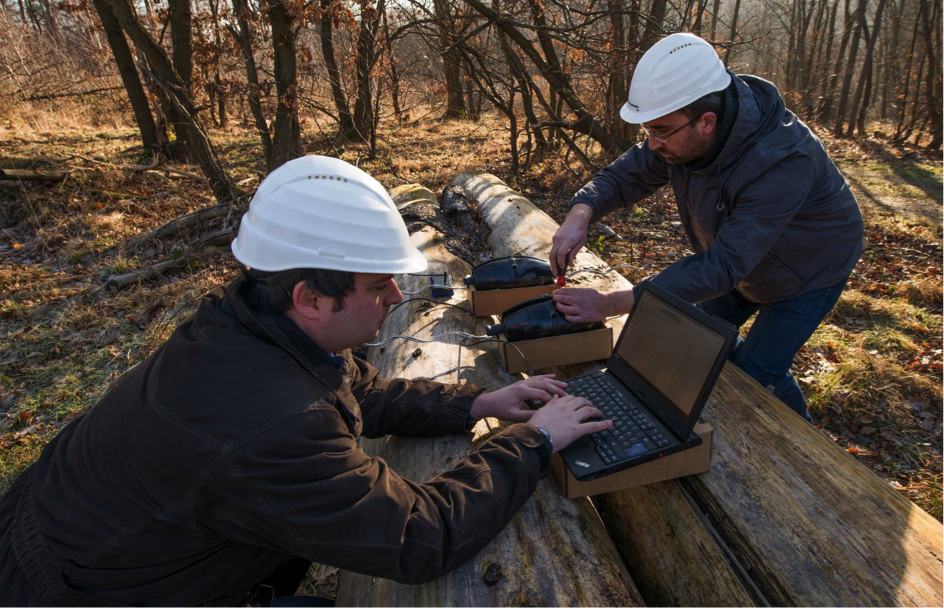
{"left": 621, "top": 33, "right": 731, "bottom": 124}
{"left": 231, "top": 156, "right": 427, "bottom": 273}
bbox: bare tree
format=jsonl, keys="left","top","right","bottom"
{"left": 318, "top": 0, "right": 355, "bottom": 135}
{"left": 265, "top": 0, "right": 302, "bottom": 170}
{"left": 103, "top": 0, "right": 236, "bottom": 203}
{"left": 434, "top": 0, "right": 467, "bottom": 118}
{"left": 846, "top": 0, "right": 886, "bottom": 136}
{"left": 918, "top": 0, "right": 942, "bottom": 150}
{"left": 90, "top": 0, "right": 162, "bottom": 154}
{"left": 228, "top": 0, "right": 273, "bottom": 166}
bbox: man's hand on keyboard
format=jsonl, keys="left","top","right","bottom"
{"left": 528, "top": 395, "right": 612, "bottom": 453}
{"left": 470, "top": 374, "right": 568, "bottom": 422}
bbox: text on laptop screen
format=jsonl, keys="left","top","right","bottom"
{"left": 615, "top": 290, "right": 726, "bottom": 417}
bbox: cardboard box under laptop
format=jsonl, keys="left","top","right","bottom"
{"left": 498, "top": 325, "right": 613, "bottom": 374}
{"left": 551, "top": 422, "right": 713, "bottom": 498}
{"left": 466, "top": 284, "right": 558, "bottom": 317}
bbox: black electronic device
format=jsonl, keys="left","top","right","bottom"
{"left": 463, "top": 256, "right": 555, "bottom": 291}
{"left": 559, "top": 282, "right": 738, "bottom": 481}
{"left": 485, "top": 295, "right": 604, "bottom": 341}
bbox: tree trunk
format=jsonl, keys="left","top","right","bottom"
{"left": 894, "top": 4, "right": 922, "bottom": 140}
{"left": 724, "top": 0, "right": 742, "bottom": 66}
{"left": 819, "top": 0, "right": 853, "bottom": 122}
{"left": 855, "top": 46, "right": 874, "bottom": 134}
{"left": 319, "top": 0, "right": 355, "bottom": 135}
{"left": 209, "top": 0, "right": 227, "bottom": 128}
{"left": 786, "top": 0, "right": 798, "bottom": 89}
{"left": 454, "top": 170, "right": 944, "bottom": 608}
{"left": 816, "top": 0, "right": 842, "bottom": 118}
{"left": 104, "top": 0, "right": 236, "bottom": 204}
{"left": 709, "top": 0, "right": 721, "bottom": 40}
{"left": 692, "top": 0, "right": 706, "bottom": 35}
{"left": 265, "top": 0, "right": 302, "bottom": 171}
{"left": 640, "top": 0, "right": 668, "bottom": 52}
{"left": 434, "top": 0, "right": 467, "bottom": 118}
{"left": 353, "top": 0, "right": 384, "bottom": 140}
{"left": 498, "top": 27, "right": 547, "bottom": 159}
{"left": 800, "top": 0, "right": 828, "bottom": 114}
{"left": 167, "top": 0, "right": 193, "bottom": 159}
{"left": 847, "top": 0, "right": 886, "bottom": 136}
{"left": 215, "top": 73, "right": 227, "bottom": 128}
{"left": 834, "top": 0, "right": 867, "bottom": 136}
{"left": 879, "top": 0, "right": 902, "bottom": 120}
{"left": 380, "top": 8, "right": 402, "bottom": 123}
{"left": 334, "top": 187, "right": 645, "bottom": 607}
{"left": 607, "top": 0, "right": 627, "bottom": 136}
{"left": 918, "top": 0, "right": 942, "bottom": 150}
{"left": 90, "top": 0, "right": 161, "bottom": 154}
{"left": 228, "top": 0, "right": 272, "bottom": 167}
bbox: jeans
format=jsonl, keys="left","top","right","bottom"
{"left": 697, "top": 277, "right": 849, "bottom": 420}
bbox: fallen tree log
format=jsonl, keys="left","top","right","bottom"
{"left": 0, "top": 168, "right": 72, "bottom": 182}
{"left": 453, "top": 171, "right": 944, "bottom": 607}
{"left": 104, "top": 246, "right": 226, "bottom": 291}
{"left": 335, "top": 186, "right": 644, "bottom": 607}
{"left": 130, "top": 202, "right": 238, "bottom": 246}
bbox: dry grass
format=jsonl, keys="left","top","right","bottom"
{"left": 1, "top": 110, "right": 941, "bottom": 526}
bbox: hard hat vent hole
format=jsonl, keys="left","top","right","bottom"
{"left": 669, "top": 43, "right": 692, "bottom": 54}
{"left": 308, "top": 175, "right": 348, "bottom": 182}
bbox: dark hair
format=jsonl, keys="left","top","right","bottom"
{"left": 680, "top": 90, "right": 724, "bottom": 120}
{"left": 241, "top": 268, "right": 357, "bottom": 313}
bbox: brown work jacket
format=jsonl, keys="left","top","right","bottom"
{"left": 0, "top": 279, "right": 551, "bottom": 606}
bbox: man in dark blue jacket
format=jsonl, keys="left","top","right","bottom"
{"left": 549, "top": 33, "right": 863, "bottom": 419}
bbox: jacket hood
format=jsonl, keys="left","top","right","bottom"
{"left": 694, "top": 72, "right": 786, "bottom": 178}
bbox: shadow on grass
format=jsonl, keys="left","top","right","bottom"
{"left": 860, "top": 140, "right": 944, "bottom": 204}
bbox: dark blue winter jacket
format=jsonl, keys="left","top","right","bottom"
{"left": 571, "top": 72, "right": 863, "bottom": 304}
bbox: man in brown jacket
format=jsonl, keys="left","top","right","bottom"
{"left": 0, "top": 157, "right": 608, "bottom": 606}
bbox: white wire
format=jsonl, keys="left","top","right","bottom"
{"left": 365, "top": 331, "right": 488, "bottom": 348}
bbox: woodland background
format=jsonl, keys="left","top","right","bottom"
{"left": 0, "top": 3, "right": 941, "bottom": 580}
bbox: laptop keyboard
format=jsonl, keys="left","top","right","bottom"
{"left": 566, "top": 373, "right": 671, "bottom": 466}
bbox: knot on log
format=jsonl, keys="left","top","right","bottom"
{"left": 482, "top": 562, "right": 503, "bottom": 587}
{"left": 441, "top": 185, "right": 490, "bottom": 265}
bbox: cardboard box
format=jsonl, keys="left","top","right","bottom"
{"left": 498, "top": 326, "right": 613, "bottom": 374}
{"left": 551, "top": 423, "right": 713, "bottom": 498}
{"left": 466, "top": 284, "right": 558, "bottom": 317}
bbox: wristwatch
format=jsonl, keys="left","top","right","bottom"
{"left": 534, "top": 425, "right": 554, "bottom": 453}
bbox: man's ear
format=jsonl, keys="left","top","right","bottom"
{"left": 700, "top": 112, "right": 718, "bottom": 135}
{"left": 291, "top": 281, "right": 329, "bottom": 320}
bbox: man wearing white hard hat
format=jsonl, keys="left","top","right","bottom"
{"left": 0, "top": 156, "right": 610, "bottom": 606}
{"left": 550, "top": 33, "right": 863, "bottom": 420}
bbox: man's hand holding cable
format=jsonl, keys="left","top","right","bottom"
{"left": 553, "top": 288, "right": 634, "bottom": 323}
{"left": 469, "top": 374, "right": 568, "bottom": 422}
{"left": 549, "top": 203, "right": 594, "bottom": 276}
{"left": 527, "top": 395, "right": 610, "bottom": 453}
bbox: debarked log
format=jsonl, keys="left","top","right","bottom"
{"left": 453, "top": 171, "right": 944, "bottom": 607}
{"left": 334, "top": 186, "right": 644, "bottom": 607}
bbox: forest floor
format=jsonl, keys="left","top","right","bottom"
{"left": 1, "top": 114, "right": 941, "bottom": 571}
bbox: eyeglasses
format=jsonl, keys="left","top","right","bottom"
{"left": 641, "top": 114, "right": 703, "bottom": 143}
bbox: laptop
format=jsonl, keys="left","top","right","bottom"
{"left": 558, "top": 281, "right": 738, "bottom": 481}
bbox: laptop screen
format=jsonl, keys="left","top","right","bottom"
{"left": 613, "top": 289, "right": 727, "bottom": 420}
